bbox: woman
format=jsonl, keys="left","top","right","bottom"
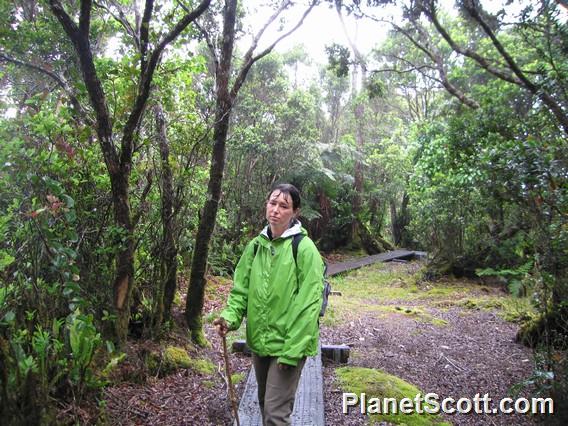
{"left": 214, "top": 183, "right": 324, "bottom": 425}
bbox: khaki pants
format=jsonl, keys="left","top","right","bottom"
{"left": 252, "top": 353, "right": 306, "bottom": 426}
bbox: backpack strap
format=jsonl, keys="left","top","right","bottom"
{"left": 291, "top": 233, "right": 305, "bottom": 266}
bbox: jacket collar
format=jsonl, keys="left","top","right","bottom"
{"left": 260, "top": 219, "right": 303, "bottom": 241}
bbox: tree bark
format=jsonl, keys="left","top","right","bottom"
{"left": 351, "top": 100, "right": 365, "bottom": 244}
{"left": 154, "top": 105, "right": 177, "bottom": 330}
{"left": 336, "top": 3, "right": 369, "bottom": 246}
{"left": 358, "top": 219, "right": 394, "bottom": 254}
{"left": 185, "top": 0, "right": 238, "bottom": 346}
{"left": 390, "top": 192, "right": 410, "bottom": 247}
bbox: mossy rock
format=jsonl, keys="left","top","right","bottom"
{"left": 164, "top": 346, "right": 192, "bottom": 370}
{"left": 391, "top": 306, "right": 447, "bottom": 327}
{"left": 336, "top": 367, "right": 451, "bottom": 425}
{"left": 458, "top": 296, "right": 535, "bottom": 324}
{"left": 460, "top": 298, "right": 503, "bottom": 310}
{"left": 148, "top": 346, "right": 217, "bottom": 376}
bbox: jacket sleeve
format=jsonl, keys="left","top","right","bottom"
{"left": 220, "top": 239, "right": 256, "bottom": 331}
{"left": 278, "top": 237, "right": 324, "bottom": 366}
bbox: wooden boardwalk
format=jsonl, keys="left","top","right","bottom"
{"left": 234, "top": 249, "right": 424, "bottom": 425}
{"left": 327, "top": 249, "right": 419, "bottom": 276}
{"left": 236, "top": 346, "right": 324, "bottom": 426}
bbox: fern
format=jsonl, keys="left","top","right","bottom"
{"left": 476, "top": 260, "right": 534, "bottom": 297}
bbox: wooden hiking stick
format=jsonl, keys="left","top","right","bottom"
{"left": 222, "top": 334, "right": 240, "bottom": 426}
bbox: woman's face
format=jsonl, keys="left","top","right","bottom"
{"left": 266, "top": 190, "right": 296, "bottom": 230}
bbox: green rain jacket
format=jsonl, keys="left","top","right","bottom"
{"left": 220, "top": 221, "right": 324, "bottom": 367}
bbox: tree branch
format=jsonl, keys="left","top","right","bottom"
{"left": 132, "top": 171, "right": 153, "bottom": 227}
{"left": 48, "top": 0, "right": 119, "bottom": 171}
{"left": 230, "top": 0, "right": 317, "bottom": 100}
{"left": 94, "top": 1, "right": 140, "bottom": 51}
{"left": 461, "top": 0, "right": 568, "bottom": 132}
{"left": 119, "top": 0, "right": 211, "bottom": 170}
{"left": 0, "top": 52, "right": 91, "bottom": 123}
{"left": 139, "top": 0, "right": 154, "bottom": 70}
{"left": 465, "top": 2, "right": 537, "bottom": 91}
{"left": 195, "top": 20, "right": 219, "bottom": 73}
{"left": 371, "top": 15, "right": 479, "bottom": 109}
{"left": 422, "top": 1, "right": 521, "bottom": 85}
{"left": 79, "top": 0, "right": 92, "bottom": 36}
{"left": 48, "top": 0, "right": 80, "bottom": 39}
{"left": 176, "top": 0, "right": 219, "bottom": 69}
{"left": 336, "top": 0, "right": 366, "bottom": 73}
{"left": 245, "top": 0, "right": 290, "bottom": 62}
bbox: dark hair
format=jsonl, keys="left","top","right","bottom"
{"left": 268, "top": 183, "right": 301, "bottom": 210}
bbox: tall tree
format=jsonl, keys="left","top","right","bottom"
{"left": 185, "top": 0, "right": 316, "bottom": 345}
{"left": 46, "top": 0, "right": 211, "bottom": 343}
{"left": 153, "top": 104, "right": 177, "bottom": 331}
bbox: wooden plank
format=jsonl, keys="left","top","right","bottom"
{"left": 235, "top": 346, "right": 324, "bottom": 426}
{"left": 326, "top": 249, "right": 416, "bottom": 276}
{"left": 321, "top": 344, "right": 350, "bottom": 364}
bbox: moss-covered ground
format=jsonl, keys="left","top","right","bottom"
{"left": 324, "top": 261, "right": 535, "bottom": 326}
{"left": 337, "top": 367, "right": 451, "bottom": 426}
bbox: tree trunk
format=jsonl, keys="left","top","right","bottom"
{"left": 390, "top": 192, "right": 410, "bottom": 247}
{"left": 351, "top": 100, "right": 365, "bottom": 244}
{"left": 184, "top": 0, "right": 315, "bottom": 345}
{"left": 337, "top": 6, "right": 368, "bottom": 246}
{"left": 185, "top": 0, "right": 237, "bottom": 346}
{"left": 111, "top": 169, "right": 135, "bottom": 343}
{"left": 154, "top": 105, "right": 178, "bottom": 331}
{"left": 358, "top": 219, "right": 394, "bottom": 254}
{"left": 185, "top": 104, "right": 233, "bottom": 344}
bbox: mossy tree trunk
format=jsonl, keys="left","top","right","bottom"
{"left": 390, "top": 192, "right": 410, "bottom": 247}
{"left": 358, "top": 220, "right": 394, "bottom": 254}
{"left": 154, "top": 105, "right": 178, "bottom": 331}
{"left": 185, "top": 0, "right": 238, "bottom": 347}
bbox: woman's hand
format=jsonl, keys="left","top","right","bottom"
{"left": 277, "top": 363, "right": 291, "bottom": 371}
{"left": 213, "top": 317, "right": 229, "bottom": 337}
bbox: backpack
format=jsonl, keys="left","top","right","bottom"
{"left": 253, "top": 234, "right": 332, "bottom": 317}
{"left": 291, "top": 234, "right": 332, "bottom": 317}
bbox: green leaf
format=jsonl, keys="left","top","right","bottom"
{"left": 3, "top": 310, "right": 15, "bottom": 323}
